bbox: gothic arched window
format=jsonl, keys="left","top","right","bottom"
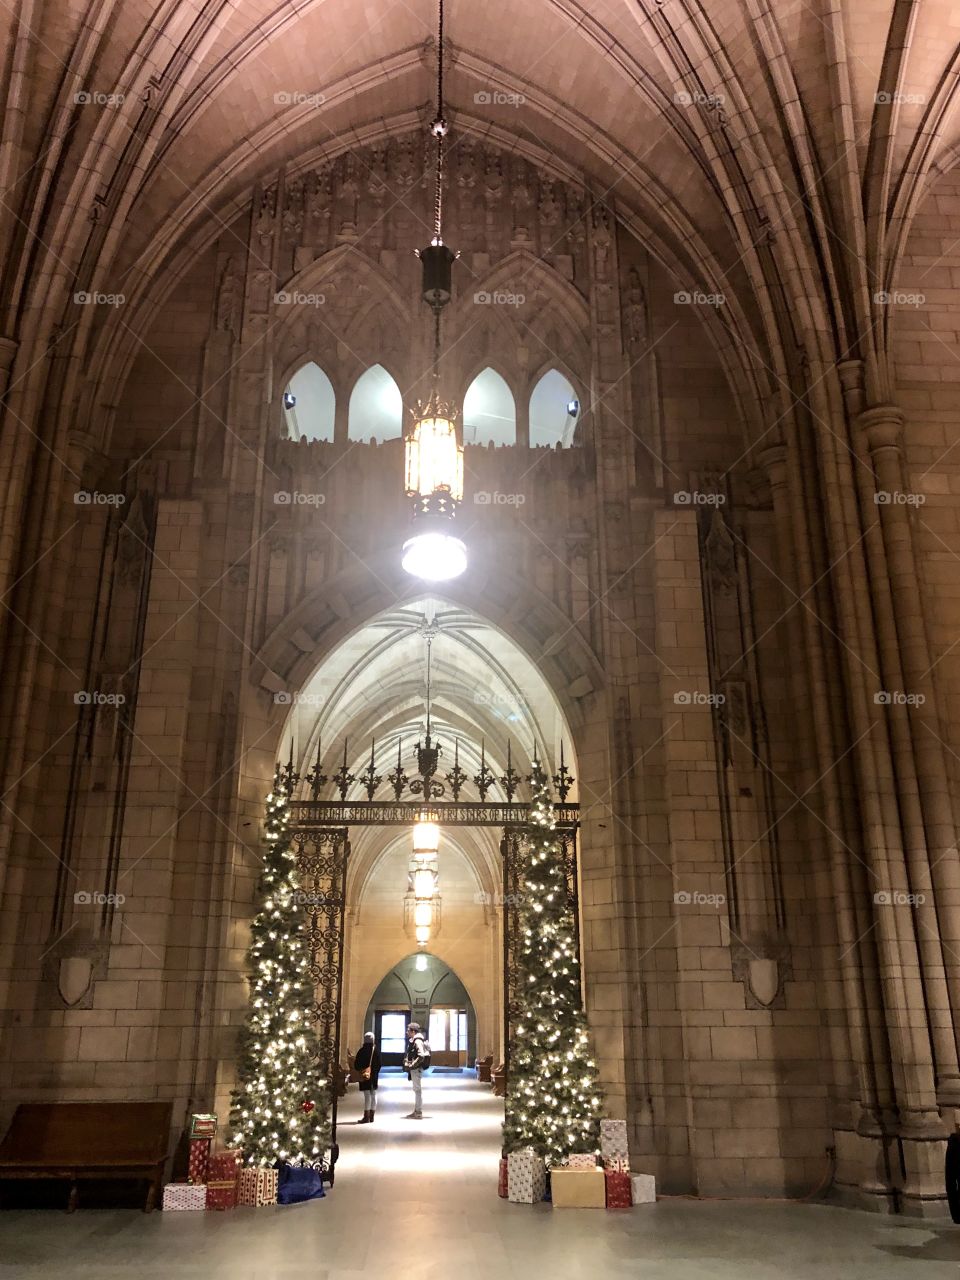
{"left": 282, "top": 362, "right": 335, "bottom": 442}
{"left": 462, "top": 368, "right": 516, "bottom": 446}
{"left": 529, "top": 369, "right": 579, "bottom": 448}
{"left": 348, "top": 364, "right": 403, "bottom": 442}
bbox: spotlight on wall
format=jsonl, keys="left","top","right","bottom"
{"left": 415, "top": 953, "right": 429, "bottom": 971}
{"left": 566, "top": 399, "right": 579, "bottom": 416}
{"left": 283, "top": 391, "right": 297, "bottom": 410}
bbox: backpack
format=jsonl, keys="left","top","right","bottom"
{"left": 419, "top": 1038, "right": 432, "bottom": 1070}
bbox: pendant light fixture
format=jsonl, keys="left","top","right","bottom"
{"left": 401, "top": 0, "right": 466, "bottom": 582}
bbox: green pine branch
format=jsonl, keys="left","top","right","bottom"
{"left": 229, "top": 775, "right": 332, "bottom": 1166}
{"left": 502, "top": 768, "right": 603, "bottom": 1166}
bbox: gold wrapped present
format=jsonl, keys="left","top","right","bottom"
{"left": 550, "top": 1168, "right": 606, "bottom": 1208}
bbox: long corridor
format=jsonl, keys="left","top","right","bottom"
{"left": 1, "top": 1074, "right": 959, "bottom": 1278}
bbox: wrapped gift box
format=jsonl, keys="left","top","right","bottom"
{"left": 163, "top": 1183, "right": 207, "bottom": 1211}
{"left": 600, "top": 1119, "right": 629, "bottom": 1163}
{"left": 206, "top": 1152, "right": 241, "bottom": 1210}
{"left": 631, "top": 1173, "right": 657, "bottom": 1205}
{"left": 238, "top": 1166, "right": 279, "bottom": 1207}
{"left": 189, "top": 1113, "right": 218, "bottom": 1140}
{"left": 187, "top": 1137, "right": 211, "bottom": 1184}
{"left": 507, "top": 1149, "right": 546, "bottom": 1204}
{"left": 604, "top": 1169, "right": 632, "bottom": 1208}
{"left": 604, "top": 1156, "right": 630, "bottom": 1173}
{"left": 566, "top": 1153, "right": 598, "bottom": 1170}
{"left": 498, "top": 1157, "right": 508, "bottom": 1199}
{"left": 550, "top": 1168, "right": 606, "bottom": 1208}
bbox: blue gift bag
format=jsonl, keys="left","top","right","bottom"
{"left": 276, "top": 1163, "right": 325, "bottom": 1204}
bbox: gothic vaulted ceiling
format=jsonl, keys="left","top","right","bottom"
{"left": 1, "top": 0, "right": 959, "bottom": 452}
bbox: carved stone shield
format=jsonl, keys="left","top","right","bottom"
{"left": 748, "top": 957, "right": 780, "bottom": 1007}
{"left": 58, "top": 956, "right": 93, "bottom": 1006}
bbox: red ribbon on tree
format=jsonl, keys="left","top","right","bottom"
{"left": 301, "top": 1099, "right": 315, "bottom": 1114}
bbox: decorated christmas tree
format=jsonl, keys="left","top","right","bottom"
{"left": 229, "top": 769, "right": 331, "bottom": 1166}
{"left": 502, "top": 763, "right": 603, "bottom": 1166}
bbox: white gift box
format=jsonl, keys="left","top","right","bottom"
{"left": 507, "top": 1148, "right": 546, "bottom": 1204}
{"left": 600, "top": 1119, "right": 629, "bottom": 1161}
{"left": 162, "top": 1183, "right": 207, "bottom": 1211}
{"left": 631, "top": 1173, "right": 656, "bottom": 1204}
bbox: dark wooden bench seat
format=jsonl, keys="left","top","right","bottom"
{"left": 0, "top": 1101, "right": 172, "bottom": 1211}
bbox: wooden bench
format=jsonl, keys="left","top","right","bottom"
{"left": 0, "top": 1101, "right": 172, "bottom": 1211}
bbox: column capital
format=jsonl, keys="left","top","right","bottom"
{"left": 857, "top": 404, "right": 905, "bottom": 456}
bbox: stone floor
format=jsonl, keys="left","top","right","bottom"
{"left": 1, "top": 1073, "right": 960, "bottom": 1278}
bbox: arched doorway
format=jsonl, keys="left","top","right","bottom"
{"left": 274, "top": 594, "right": 581, "bottom": 1132}
{"left": 360, "top": 953, "right": 477, "bottom": 1068}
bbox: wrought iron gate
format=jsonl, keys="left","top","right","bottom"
{"left": 290, "top": 826, "right": 349, "bottom": 1146}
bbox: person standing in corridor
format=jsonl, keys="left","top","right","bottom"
{"left": 403, "top": 1022, "right": 428, "bottom": 1119}
{"left": 354, "top": 1031, "right": 381, "bottom": 1123}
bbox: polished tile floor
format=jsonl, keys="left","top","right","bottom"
{"left": 1, "top": 1073, "right": 959, "bottom": 1278}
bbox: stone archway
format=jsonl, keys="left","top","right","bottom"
{"left": 261, "top": 589, "right": 589, "bottom": 1084}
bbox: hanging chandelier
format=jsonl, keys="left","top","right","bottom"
{"left": 401, "top": 0, "right": 466, "bottom": 582}
{"left": 405, "top": 626, "right": 442, "bottom": 944}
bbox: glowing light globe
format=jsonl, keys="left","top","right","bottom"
{"left": 401, "top": 531, "right": 467, "bottom": 581}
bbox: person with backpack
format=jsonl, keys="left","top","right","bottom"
{"left": 354, "top": 1031, "right": 381, "bottom": 1124}
{"left": 403, "top": 1022, "right": 430, "bottom": 1119}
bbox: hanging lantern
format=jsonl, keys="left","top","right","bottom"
{"left": 414, "top": 900, "right": 434, "bottom": 928}
{"left": 400, "top": 0, "right": 467, "bottom": 583}
{"left": 415, "top": 925, "right": 431, "bottom": 945}
{"left": 413, "top": 865, "right": 437, "bottom": 900}
{"left": 404, "top": 402, "right": 464, "bottom": 504}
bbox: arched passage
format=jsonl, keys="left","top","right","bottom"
{"left": 360, "top": 953, "right": 478, "bottom": 1068}
{"left": 273, "top": 592, "right": 581, "bottom": 1071}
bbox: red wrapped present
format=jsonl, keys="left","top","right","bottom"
{"left": 498, "top": 1157, "right": 508, "bottom": 1198}
{"left": 206, "top": 1151, "right": 241, "bottom": 1211}
{"left": 188, "top": 1137, "right": 211, "bottom": 1184}
{"left": 604, "top": 1169, "right": 632, "bottom": 1208}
